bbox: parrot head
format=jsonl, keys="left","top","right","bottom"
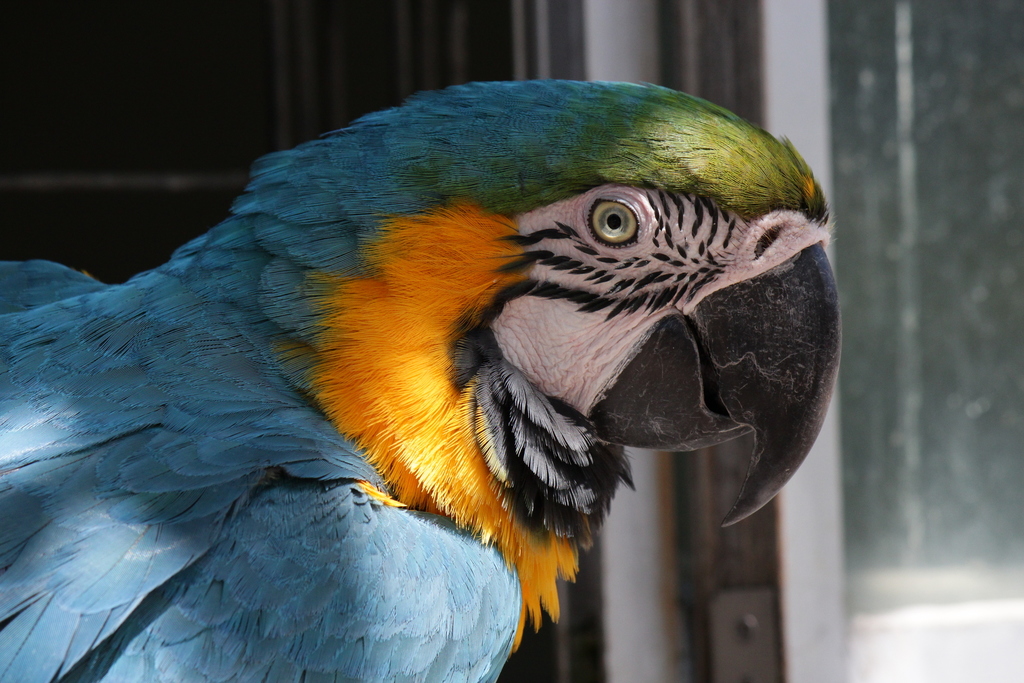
{"left": 239, "top": 80, "right": 839, "bottom": 635}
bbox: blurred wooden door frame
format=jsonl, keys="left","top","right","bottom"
{"left": 659, "top": 3, "right": 786, "bottom": 681}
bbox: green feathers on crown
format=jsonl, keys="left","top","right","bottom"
{"left": 239, "top": 80, "right": 827, "bottom": 244}
{"left": 375, "top": 80, "right": 827, "bottom": 222}
{"left": 596, "top": 90, "right": 827, "bottom": 221}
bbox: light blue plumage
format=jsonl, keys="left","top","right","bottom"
{"left": 0, "top": 254, "right": 518, "bottom": 682}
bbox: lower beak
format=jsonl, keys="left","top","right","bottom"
{"left": 588, "top": 244, "right": 841, "bottom": 525}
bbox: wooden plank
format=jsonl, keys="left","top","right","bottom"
{"left": 686, "top": 435, "right": 782, "bottom": 682}
{"left": 659, "top": 2, "right": 783, "bottom": 680}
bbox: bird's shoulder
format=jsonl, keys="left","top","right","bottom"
{"left": 2, "top": 260, "right": 509, "bottom": 681}
{"left": 0, "top": 473, "right": 519, "bottom": 682}
{"left": 83, "top": 479, "right": 520, "bottom": 682}
{"left": 0, "top": 260, "right": 107, "bottom": 314}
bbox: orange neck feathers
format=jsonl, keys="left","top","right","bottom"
{"left": 310, "top": 203, "right": 577, "bottom": 643}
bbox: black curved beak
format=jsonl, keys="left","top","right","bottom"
{"left": 589, "top": 244, "right": 841, "bottom": 525}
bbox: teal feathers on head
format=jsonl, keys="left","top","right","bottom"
{"left": 234, "top": 80, "right": 826, "bottom": 251}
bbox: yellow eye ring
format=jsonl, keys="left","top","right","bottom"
{"left": 590, "top": 200, "right": 638, "bottom": 245}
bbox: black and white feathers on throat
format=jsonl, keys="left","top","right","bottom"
{"left": 453, "top": 328, "right": 632, "bottom": 542}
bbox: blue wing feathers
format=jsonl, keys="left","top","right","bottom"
{"left": 1, "top": 213, "right": 518, "bottom": 680}
{"left": 0, "top": 261, "right": 106, "bottom": 314}
{"left": 74, "top": 482, "right": 519, "bottom": 683}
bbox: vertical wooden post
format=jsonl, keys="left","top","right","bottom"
{"left": 660, "top": 2, "right": 785, "bottom": 681}
{"left": 687, "top": 436, "right": 782, "bottom": 682}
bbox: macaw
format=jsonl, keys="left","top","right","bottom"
{"left": 0, "top": 80, "right": 840, "bottom": 682}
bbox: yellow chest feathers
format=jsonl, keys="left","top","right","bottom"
{"left": 309, "top": 203, "right": 577, "bottom": 644}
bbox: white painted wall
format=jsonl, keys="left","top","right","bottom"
{"left": 763, "top": 1, "right": 848, "bottom": 682}
{"left": 763, "top": 0, "right": 834, "bottom": 199}
{"left": 601, "top": 450, "right": 681, "bottom": 683}
{"left": 582, "top": 0, "right": 658, "bottom": 85}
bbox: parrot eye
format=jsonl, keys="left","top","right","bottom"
{"left": 589, "top": 200, "right": 638, "bottom": 245}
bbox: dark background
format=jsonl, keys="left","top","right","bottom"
{"left": 1, "top": 1, "right": 513, "bottom": 284}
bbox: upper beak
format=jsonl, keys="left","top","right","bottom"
{"left": 588, "top": 244, "right": 841, "bottom": 525}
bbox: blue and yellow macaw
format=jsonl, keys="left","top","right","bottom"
{"left": 0, "top": 81, "right": 839, "bottom": 682}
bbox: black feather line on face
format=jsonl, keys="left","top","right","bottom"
{"left": 626, "top": 294, "right": 648, "bottom": 314}
{"left": 577, "top": 297, "right": 615, "bottom": 313}
{"left": 497, "top": 250, "right": 553, "bottom": 272}
{"left": 504, "top": 228, "right": 573, "bottom": 246}
{"left": 670, "top": 193, "right": 684, "bottom": 247}
{"left": 684, "top": 271, "right": 718, "bottom": 305}
{"left": 456, "top": 328, "right": 631, "bottom": 540}
{"left": 605, "top": 296, "right": 633, "bottom": 320}
{"left": 692, "top": 197, "right": 704, "bottom": 237}
{"left": 630, "top": 271, "right": 661, "bottom": 293}
{"left": 708, "top": 203, "right": 720, "bottom": 243}
{"left": 607, "top": 278, "right": 635, "bottom": 295}
{"left": 722, "top": 217, "right": 736, "bottom": 249}
{"left": 649, "top": 285, "right": 679, "bottom": 311}
{"left": 647, "top": 190, "right": 662, "bottom": 225}
{"left": 554, "top": 221, "right": 580, "bottom": 238}
{"left": 539, "top": 254, "right": 574, "bottom": 267}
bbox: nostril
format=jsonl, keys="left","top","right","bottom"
{"left": 754, "top": 225, "right": 783, "bottom": 259}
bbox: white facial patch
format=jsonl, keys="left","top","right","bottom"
{"left": 491, "top": 295, "right": 674, "bottom": 415}
{"left": 490, "top": 184, "right": 832, "bottom": 415}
